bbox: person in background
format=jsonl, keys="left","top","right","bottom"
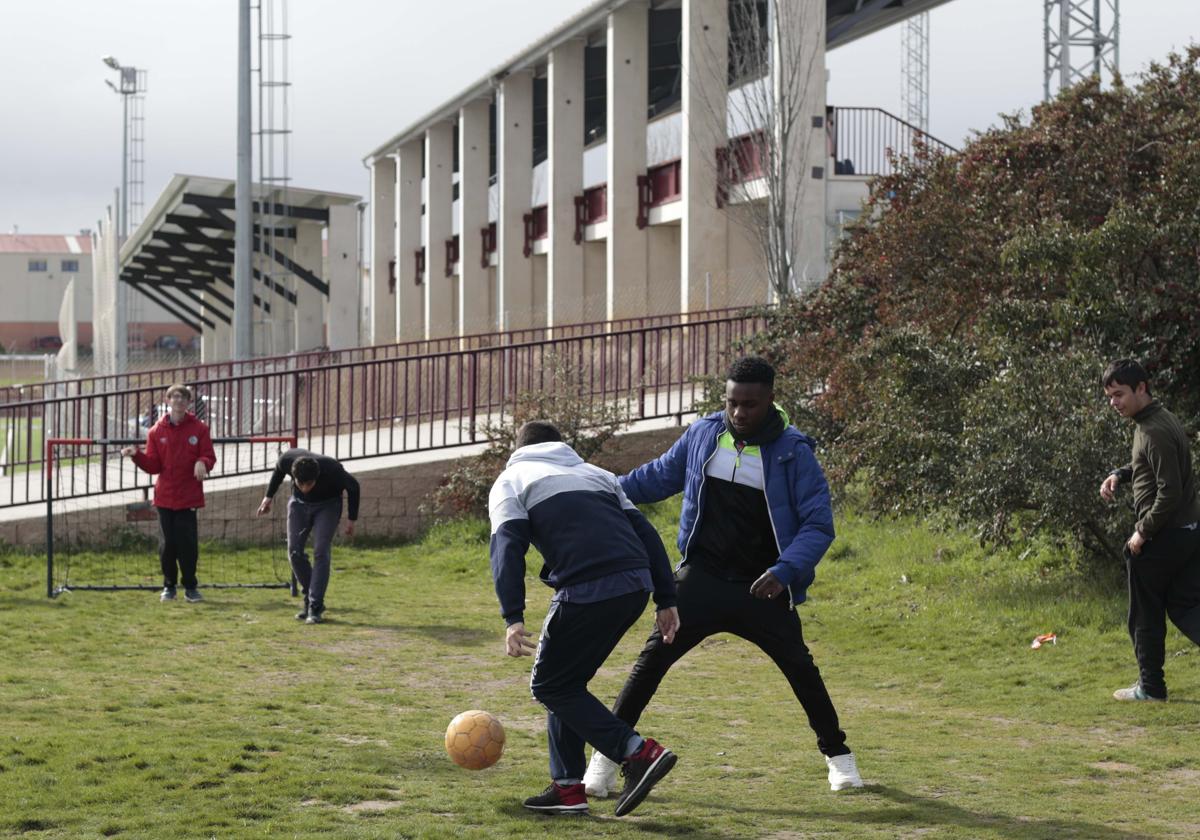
{"left": 258, "top": 449, "right": 359, "bottom": 624}
{"left": 122, "top": 383, "right": 215, "bottom": 603}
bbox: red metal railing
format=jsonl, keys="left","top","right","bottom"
{"left": 0, "top": 306, "right": 758, "bottom": 406}
{"left": 1, "top": 308, "right": 766, "bottom": 507}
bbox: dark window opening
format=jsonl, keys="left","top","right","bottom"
{"left": 584, "top": 44, "right": 606, "bottom": 145}
{"left": 452, "top": 122, "right": 460, "bottom": 174}
{"left": 532, "top": 75, "right": 548, "bottom": 166}
{"left": 648, "top": 8, "right": 682, "bottom": 118}
{"left": 28, "top": 259, "right": 47, "bottom": 272}
{"left": 61, "top": 259, "right": 79, "bottom": 273}
{"left": 728, "top": 0, "right": 769, "bottom": 87}
{"left": 488, "top": 100, "right": 497, "bottom": 179}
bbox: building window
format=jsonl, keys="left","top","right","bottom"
{"left": 61, "top": 259, "right": 79, "bottom": 273}
{"left": 648, "top": 8, "right": 682, "bottom": 117}
{"left": 532, "top": 76, "right": 548, "bottom": 166}
{"left": 584, "top": 45, "right": 606, "bottom": 146}
{"left": 28, "top": 259, "right": 48, "bottom": 272}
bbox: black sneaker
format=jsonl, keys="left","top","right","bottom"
{"left": 184, "top": 588, "right": 204, "bottom": 603}
{"left": 160, "top": 586, "right": 177, "bottom": 602}
{"left": 305, "top": 611, "right": 324, "bottom": 624}
{"left": 295, "top": 608, "right": 309, "bottom": 621}
{"left": 522, "top": 782, "right": 588, "bottom": 814}
{"left": 614, "top": 738, "right": 676, "bottom": 817}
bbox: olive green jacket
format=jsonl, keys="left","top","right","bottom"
{"left": 1114, "top": 401, "right": 1200, "bottom": 538}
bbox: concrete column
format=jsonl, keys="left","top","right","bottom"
{"left": 293, "top": 222, "right": 324, "bottom": 351}
{"left": 606, "top": 1, "right": 650, "bottom": 320}
{"left": 395, "top": 139, "right": 424, "bottom": 341}
{"left": 201, "top": 289, "right": 232, "bottom": 362}
{"left": 424, "top": 122, "right": 455, "bottom": 339}
{"left": 498, "top": 70, "right": 534, "bottom": 331}
{"left": 369, "top": 156, "right": 396, "bottom": 343}
{"left": 548, "top": 40, "right": 586, "bottom": 328}
{"left": 775, "top": 0, "right": 827, "bottom": 294}
{"left": 458, "top": 99, "right": 492, "bottom": 337}
{"left": 326, "top": 203, "right": 359, "bottom": 350}
{"left": 682, "top": 0, "right": 729, "bottom": 313}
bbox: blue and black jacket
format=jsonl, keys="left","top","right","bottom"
{"left": 488, "top": 441, "right": 677, "bottom": 626}
{"left": 619, "top": 410, "right": 835, "bottom": 607}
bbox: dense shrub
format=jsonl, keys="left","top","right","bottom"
{"left": 426, "top": 354, "right": 632, "bottom": 518}
{"left": 732, "top": 47, "right": 1200, "bottom": 564}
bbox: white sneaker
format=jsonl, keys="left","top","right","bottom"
{"left": 583, "top": 749, "right": 620, "bottom": 798}
{"left": 826, "top": 752, "right": 864, "bottom": 790}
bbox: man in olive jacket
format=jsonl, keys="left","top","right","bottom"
{"left": 1100, "top": 359, "right": 1200, "bottom": 701}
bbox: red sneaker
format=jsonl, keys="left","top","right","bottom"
{"left": 615, "top": 738, "right": 677, "bottom": 817}
{"left": 522, "top": 782, "right": 589, "bottom": 814}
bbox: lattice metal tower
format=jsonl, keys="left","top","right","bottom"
{"left": 254, "top": 0, "right": 294, "bottom": 354}
{"left": 123, "top": 68, "right": 148, "bottom": 352}
{"left": 901, "top": 12, "right": 930, "bottom": 132}
{"left": 1044, "top": 0, "right": 1120, "bottom": 100}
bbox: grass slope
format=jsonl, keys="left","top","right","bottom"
{"left": 0, "top": 505, "right": 1197, "bottom": 839}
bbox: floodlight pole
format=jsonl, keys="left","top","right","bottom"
{"left": 234, "top": 0, "right": 254, "bottom": 360}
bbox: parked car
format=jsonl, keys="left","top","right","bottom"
{"left": 154, "top": 335, "right": 181, "bottom": 351}
{"left": 31, "top": 335, "right": 63, "bottom": 351}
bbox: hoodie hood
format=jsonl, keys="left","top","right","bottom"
{"left": 506, "top": 440, "right": 584, "bottom": 469}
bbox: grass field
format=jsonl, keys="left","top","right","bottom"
{"left": 1, "top": 503, "right": 1197, "bottom": 839}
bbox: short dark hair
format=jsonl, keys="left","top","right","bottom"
{"left": 727, "top": 356, "right": 775, "bottom": 389}
{"left": 165, "top": 383, "right": 192, "bottom": 401}
{"left": 515, "top": 420, "right": 562, "bottom": 449}
{"left": 291, "top": 456, "right": 320, "bottom": 483}
{"left": 1102, "top": 359, "right": 1152, "bottom": 396}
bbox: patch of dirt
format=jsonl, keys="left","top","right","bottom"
{"left": 1089, "top": 761, "right": 1138, "bottom": 772}
{"left": 334, "top": 735, "right": 389, "bottom": 746}
{"left": 344, "top": 800, "right": 403, "bottom": 813}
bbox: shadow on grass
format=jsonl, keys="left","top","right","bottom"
{"left": 853, "top": 785, "right": 1154, "bottom": 840}
{"left": 493, "top": 802, "right": 728, "bottom": 838}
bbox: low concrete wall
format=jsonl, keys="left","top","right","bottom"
{"left": 1, "top": 425, "right": 689, "bottom": 549}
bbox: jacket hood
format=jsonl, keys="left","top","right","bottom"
{"left": 506, "top": 441, "right": 584, "bottom": 469}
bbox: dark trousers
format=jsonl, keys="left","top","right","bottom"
{"left": 530, "top": 590, "right": 649, "bottom": 782}
{"left": 157, "top": 507, "right": 198, "bottom": 590}
{"left": 612, "top": 563, "right": 849, "bottom": 757}
{"left": 287, "top": 496, "right": 342, "bottom": 613}
{"left": 1125, "top": 525, "right": 1200, "bottom": 698}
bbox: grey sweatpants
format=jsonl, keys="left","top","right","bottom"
{"left": 287, "top": 496, "right": 342, "bottom": 613}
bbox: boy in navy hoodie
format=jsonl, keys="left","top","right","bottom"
{"left": 488, "top": 420, "right": 679, "bottom": 817}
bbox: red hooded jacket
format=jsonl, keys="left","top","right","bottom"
{"left": 131, "top": 412, "right": 217, "bottom": 510}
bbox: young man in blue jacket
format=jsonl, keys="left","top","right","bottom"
{"left": 584, "top": 356, "right": 863, "bottom": 796}
{"left": 489, "top": 420, "right": 681, "bottom": 817}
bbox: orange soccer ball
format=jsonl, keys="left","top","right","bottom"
{"left": 445, "top": 710, "right": 506, "bottom": 770}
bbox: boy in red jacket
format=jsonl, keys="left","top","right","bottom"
{"left": 122, "top": 384, "right": 217, "bottom": 602}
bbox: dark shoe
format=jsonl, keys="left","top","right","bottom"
{"left": 305, "top": 611, "right": 324, "bottom": 624}
{"left": 295, "top": 608, "right": 309, "bottom": 621}
{"left": 614, "top": 738, "right": 676, "bottom": 817}
{"left": 160, "top": 586, "right": 177, "bottom": 602}
{"left": 522, "top": 782, "right": 588, "bottom": 814}
{"left": 184, "top": 588, "right": 203, "bottom": 603}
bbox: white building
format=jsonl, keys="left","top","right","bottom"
{"left": 363, "top": 0, "right": 953, "bottom": 344}
{"left": 0, "top": 233, "right": 188, "bottom": 353}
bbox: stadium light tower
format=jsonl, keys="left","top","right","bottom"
{"left": 101, "top": 56, "right": 146, "bottom": 240}
{"left": 1044, "top": 0, "right": 1120, "bottom": 100}
{"left": 901, "top": 12, "right": 930, "bottom": 133}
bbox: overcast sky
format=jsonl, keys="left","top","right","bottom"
{"left": 2, "top": 1, "right": 1197, "bottom": 235}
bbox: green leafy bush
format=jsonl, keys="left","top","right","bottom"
{"left": 730, "top": 47, "right": 1200, "bottom": 565}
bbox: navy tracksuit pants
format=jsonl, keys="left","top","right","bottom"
{"left": 529, "top": 589, "right": 649, "bottom": 782}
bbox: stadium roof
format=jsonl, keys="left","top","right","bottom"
{"left": 364, "top": 0, "right": 957, "bottom": 164}
{"left": 117, "top": 175, "right": 359, "bottom": 333}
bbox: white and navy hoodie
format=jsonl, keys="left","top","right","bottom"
{"left": 488, "top": 441, "right": 677, "bottom": 626}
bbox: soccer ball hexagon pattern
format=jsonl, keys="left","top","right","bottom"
{"left": 445, "top": 709, "right": 506, "bottom": 770}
